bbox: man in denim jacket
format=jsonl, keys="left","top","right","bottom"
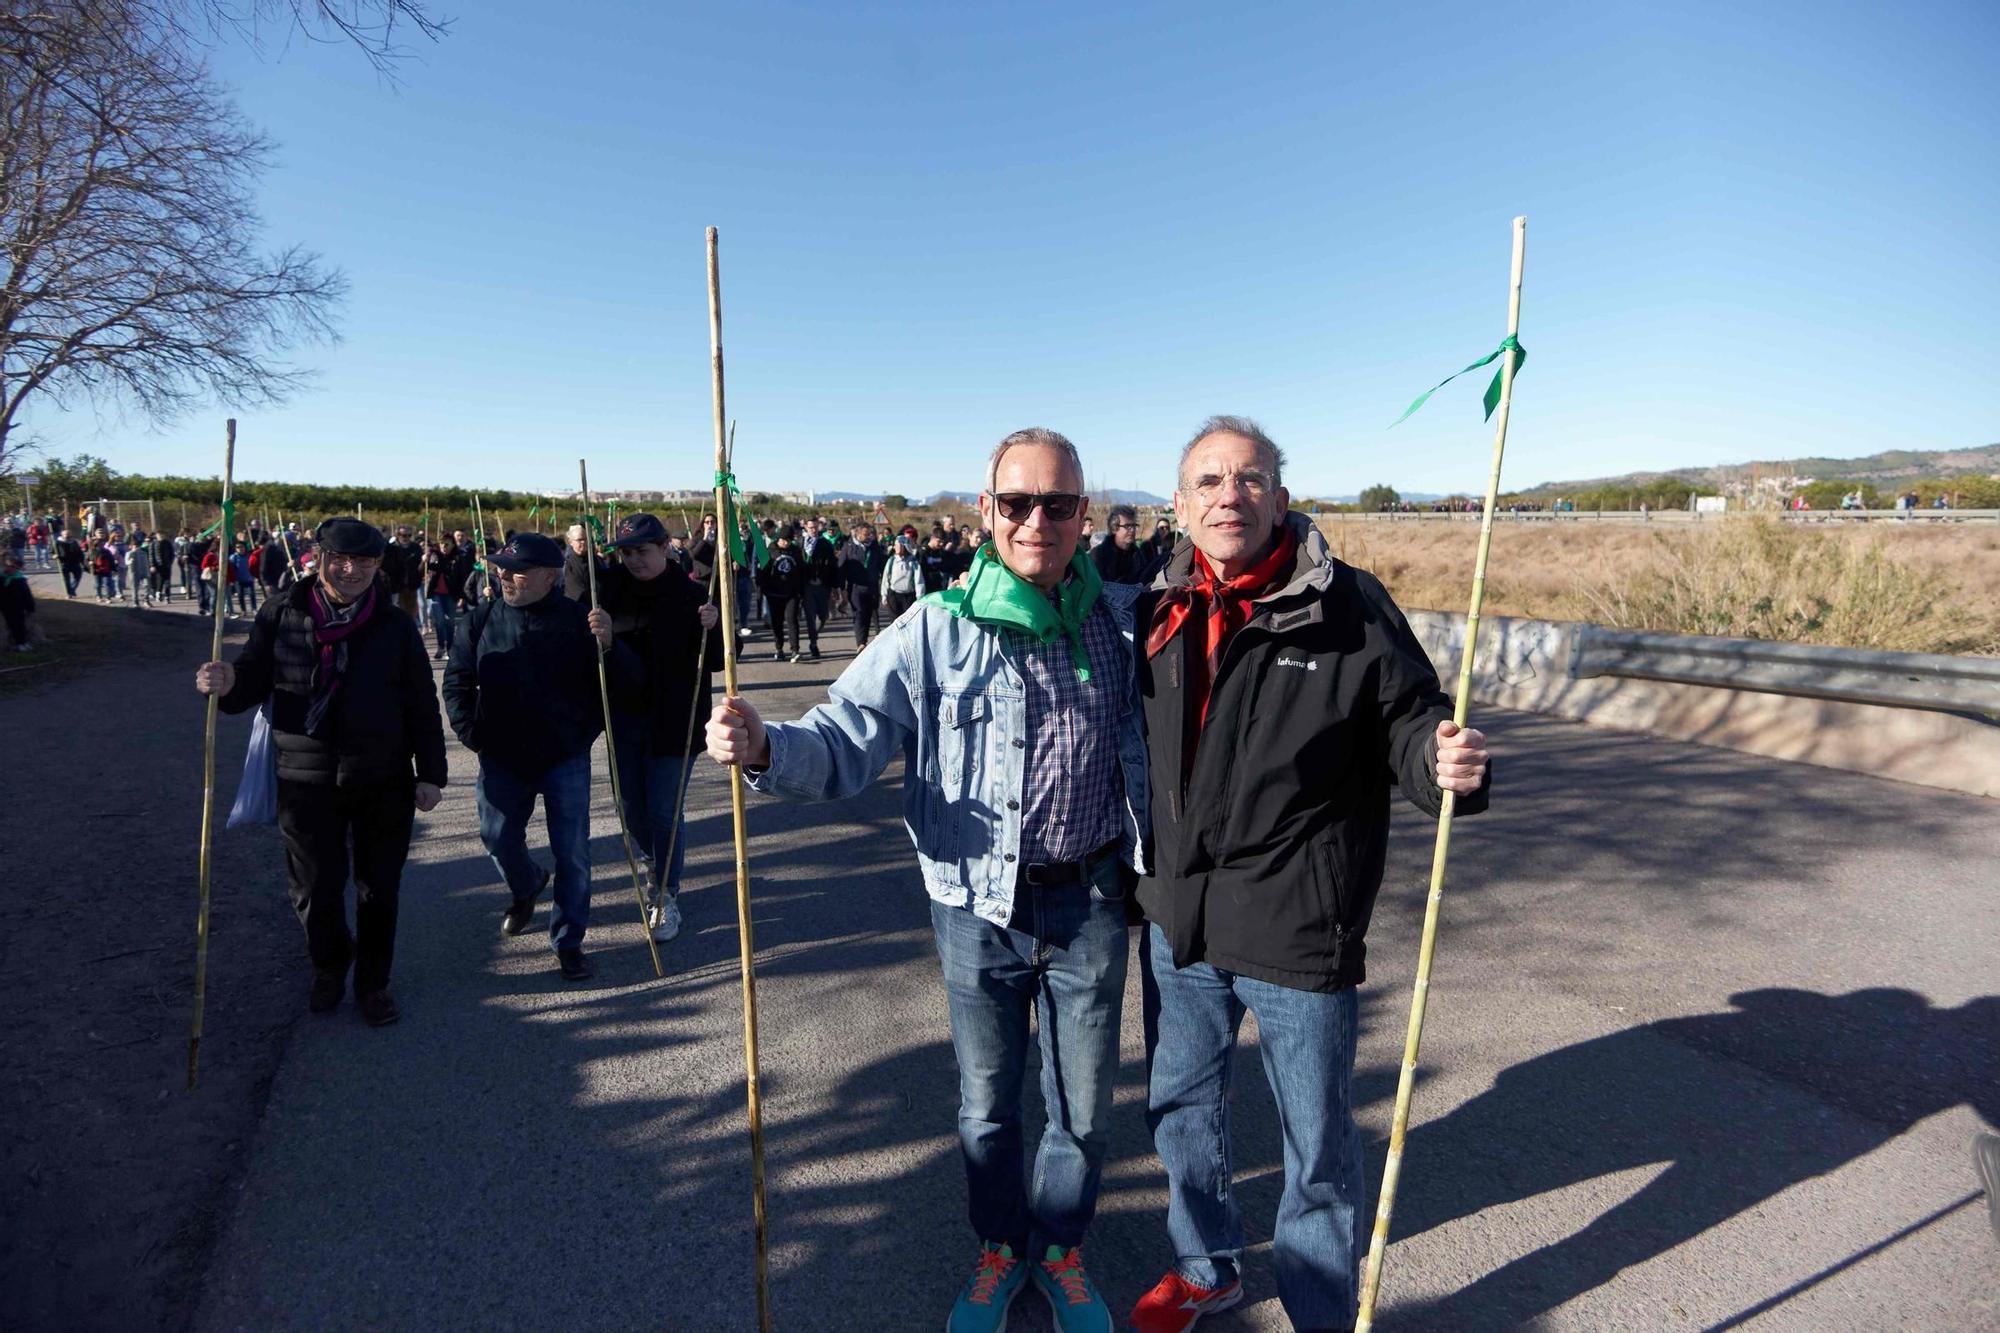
{"left": 707, "top": 428, "right": 1147, "bottom": 1333}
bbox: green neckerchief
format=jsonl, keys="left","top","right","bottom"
{"left": 920, "top": 542, "right": 1102, "bottom": 681}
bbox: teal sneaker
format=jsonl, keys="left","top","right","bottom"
{"left": 947, "top": 1240, "right": 1027, "bottom": 1332}
{"left": 1032, "top": 1244, "right": 1112, "bottom": 1333}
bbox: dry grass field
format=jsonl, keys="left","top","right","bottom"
{"left": 1318, "top": 516, "right": 2000, "bottom": 657}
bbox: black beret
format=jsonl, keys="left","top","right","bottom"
{"left": 315, "top": 517, "right": 387, "bottom": 558}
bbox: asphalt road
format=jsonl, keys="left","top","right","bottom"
{"left": 192, "top": 621, "right": 1999, "bottom": 1332}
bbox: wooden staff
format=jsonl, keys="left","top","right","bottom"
{"left": 578, "top": 460, "right": 666, "bottom": 978}
{"left": 275, "top": 512, "right": 299, "bottom": 581}
{"left": 654, "top": 530, "right": 722, "bottom": 927}
{"left": 1356, "top": 216, "right": 1526, "bottom": 1331}
{"left": 188, "top": 418, "right": 237, "bottom": 1091}
{"left": 471, "top": 495, "right": 490, "bottom": 603}
{"left": 708, "top": 226, "right": 772, "bottom": 1333}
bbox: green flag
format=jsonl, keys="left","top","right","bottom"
{"left": 715, "top": 471, "right": 767, "bottom": 569}
{"left": 1391, "top": 334, "right": 1526, "bottom": 427}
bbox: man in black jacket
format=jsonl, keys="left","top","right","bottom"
{"left": 600, "top": 514, "right": 722, "bottom": 943}
{"left": 383, "top": 525, "right": 424, "bottom": 619}
{"left": 443, "top": 533, "right": 638, "bottom": 981}
{"left": 1089, "top": 503, "right": 1155, "bottom": 586}
{"left": 562, "top": 522, "right": 607, "bottom": 603}
{"left": 836, "top": 522, "right": 887, "bottom": 648}
{"left": 758, "top": 526, "right": 812, "bottom": 662}
{"left": 1126, "top": 416, "right": 1491, "bottom": 1333}
{"left": 194, "top": 517, "right": 448, "bottom": 1027}
{"left": 801, "top": 517, "right": 839, "bottom": 652}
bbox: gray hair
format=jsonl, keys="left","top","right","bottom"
{"left": 1178, "top": 415, "right": 1285, "bottom": 490}
{"left": 1106, "top": 503, "right": 1138, "bottom": 527}
{"left": 986, "top": 427, "right": 1084, "bottom": 493}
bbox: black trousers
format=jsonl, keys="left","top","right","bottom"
{"left": 849, "top": 586, "right": 880, "bottom": 646}
{"left": 768, "top": 595, "right": 813, "bottom": 655}
{"left": 885, "top": 589, "right": 917, "bottom": 619}
{"left": 275, "top": 778, "right": 416, "bottom": 995}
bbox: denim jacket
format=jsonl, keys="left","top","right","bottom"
{"left": 748, "top": 581, "right": 1151, "bottom": 926}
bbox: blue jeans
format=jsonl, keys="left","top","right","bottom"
{"left": 928, "top": 855, "right": 1129, "bottom": 1251}
{"left": 475, "top": 752, "right": 593, "bottom": 950}
{"left": 429, "top": 595, "right": 457, "bottom": 653}
{"left": 611, "top": 719, "right": 688, "bottom": 896}
{"left": 1141, "top": 923, "right": 1362, "bottom": 1332}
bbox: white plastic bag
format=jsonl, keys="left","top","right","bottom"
{"left": 227, "top": 703, "right": 278, "bottom": 828}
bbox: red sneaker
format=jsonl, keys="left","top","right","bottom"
{"left": 1126, "top": 1270, "right": 1244, "bottom": 1333}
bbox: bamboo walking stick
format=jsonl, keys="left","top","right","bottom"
{"left": 1356, "top": 216, "right": 1526, "bottom": 1331}
{"left": 187, "top": 419, "right": 237, "bottom": 1091}
{"left": 471, "top": 495, "right": 491, "bottom": 604}
{"left": 708, "top": 226, "right": 773, "bottom": 1333}
{"left": 653, "top": 534, "right": 722, "bottom": 917}
{"left": 578, "top": 459, "right": 666, "bottom": 978}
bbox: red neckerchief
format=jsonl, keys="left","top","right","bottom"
{"left": 1146, "top": 524, "right": 1299, "bottom": 731}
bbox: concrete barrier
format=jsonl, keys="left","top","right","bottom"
{"left": 1403, "top": 610, "right": 2000, "bottom": 799}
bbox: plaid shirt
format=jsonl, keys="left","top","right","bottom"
{"left": 1011, "top": 588, "right": 1127, "bottom": 864}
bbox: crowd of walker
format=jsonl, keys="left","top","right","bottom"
{"left": 172, "top": 416, "right": 1496, "bottom": 1333}
{"left": 15, "top": 420, "right": 1995, "bottom": 1331}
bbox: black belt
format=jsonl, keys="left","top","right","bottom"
{"left": 1020, "top": 839, "right": 1121, "bottom": 888}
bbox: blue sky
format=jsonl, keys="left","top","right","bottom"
{"left": 24, "top": 0, "right": 1998, "bottom": 499}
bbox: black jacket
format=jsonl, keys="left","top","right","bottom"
{"left": 805, "top": 536, "right": 840, "bottom": 589}
{"left": 1136, "top": 514, "right": 1490, "bottom": 993}
{"left": 759, "top": 546, "right": 807, "bottom": 599}
{"left": 837, "top": 538, "right": 888, "bottom": 592}
{"left": 1091, "top": 539, "right": 1158, "bottom": 586}
{"left": 562, "top": 548, "right": 607, "bottom": 604}
{"left": 601, "top": 564, "right": 723, "bottom": 757}
{"left": 689, "top": 535, "right": 718, "bottom": 587}
{"left": 442, "top": 589, "right": 638, "bottom": 775}
{"left": 383, "top": 540, "right": 425, "bottom": 593}
{"left": 220, "top": 575, "right": 449, "bottom": 789}
{"left": 918, "top": 544, "right": 954, "bottom": 593}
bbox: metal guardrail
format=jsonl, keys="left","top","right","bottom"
{"left": 1327, "top": 509, "right": 2000, "bottom": 524}
{"left": 1570, "top": 625, "right": 2000, "bottom": 716}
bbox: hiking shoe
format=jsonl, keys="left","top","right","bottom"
{"left": 1033, "top": 1245, "right": 1111, "bottom": 1332}
{"left": 948, "top": 1241, "right": 1027, "bottom": 1333}
{"left": 1976, "top": 1130, "right": 2000, "bottom": 1244}
{"left": 502, "top": 871, "right": 549, "bottom": 936}
{"left": 308, "top": 971, "right": 345, "bottom": 1013}
{"left": 356, "top": 990, "right": 400, "bottom": 1026}
{"left": 1126, "top": 1270, "right": 1244, "bottom": 1332}
{"left": 789, "top": 652, "right": 803, "bottom": 664}
{"left": 557, "top": 948, "right": 593, "bottom": 981}
{"left": 649, "top": 893, "right": 682, "bottom": 943}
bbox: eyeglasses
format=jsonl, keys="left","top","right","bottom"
{"left": 1182, "top": 470, "right": 1273, "bottom": 503}
{"left": 320, "top": 554, "right": 380, "bottom": 572}
{"left": 990, "top": 492, "right": 1084, "bottom": 522}
{"left": 1111, "top": 522, "right": 1138, "bottom": 531}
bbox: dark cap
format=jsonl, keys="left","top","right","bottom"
{"left": 487, "top": 532, "right": 565, "bottom": 571}
{"left": 315, "top": 517, "right": 386, "bottom": 558}
{"left": 607, "top": 512, "right": 669, "bottom": 549}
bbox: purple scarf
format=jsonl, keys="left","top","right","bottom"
{"left": 304, "top": 580, "right": 379, "bottom": 738}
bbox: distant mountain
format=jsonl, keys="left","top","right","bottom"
{"left": 1513, "top": 443, "right": 2000, "bottom": 498}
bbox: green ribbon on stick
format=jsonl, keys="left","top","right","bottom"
{"left": 715, "top": 471, "right": 768, "bottom": 570}
{"left": 1391, "top": 334, "right": 1526, "bottom": 427}
{"left": 195, "top": 517, "right": 222, "bottom": 539}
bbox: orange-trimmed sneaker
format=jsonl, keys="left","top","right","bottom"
{"left": 947, "top": 1241, "right": 1026, "bottom": 1333}
{"left": 1126, "top": 1270, "right": 1245, "bottom": 1332}
{"left": 1032, "top": 1245, "right": 1111, "bottom": 1333}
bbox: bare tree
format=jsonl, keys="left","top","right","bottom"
{"left": 0, "top": 1, "right": 348, "bottom": 468}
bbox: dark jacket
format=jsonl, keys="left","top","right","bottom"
{"left": 837, "top": 538, "right": 888, "bottom": 592}
{"left": 689, "top": 535, "right": 718, "bottom": 587}
{"left": 601, "top": 564, "right": 724, "bottom": 757}
{"left": 562, "top": 548, "right": 607, "bottom": 604}
{"left": 918, "top": 544, "right": 954, "bottom": 594}
{"left": 1136, "top": 514, "right": 1490, "bottom": 993}
{"left": 442, "top": 589, "right": 639, "bottom": 775}
{"left": 220, "top": 575, "right": 449, "bottom": 789}
{"left": 383, "top": 539, "right": 425, "bottom": 593}
{"left": 1091, "top": 538, "right": 1158, "bottom": 586}
{"left": 758, "top": 546, "right": 807, "bottom": 599}
{"left": 805, "top": 535, "right": 840, "bottom": 589}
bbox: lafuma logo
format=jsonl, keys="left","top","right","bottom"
{"left": 1275, "top": 656, "right": 1318, "bottom": 671}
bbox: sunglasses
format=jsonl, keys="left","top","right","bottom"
{"left": 990, "top": 492, "right": 1084, "bottom": 522}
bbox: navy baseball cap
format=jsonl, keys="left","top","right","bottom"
{"left": 607, "top": 512, "right": 669, "bottom": 549}
{"left": 488, "top": 532, "right": 565, "bottom": 571}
